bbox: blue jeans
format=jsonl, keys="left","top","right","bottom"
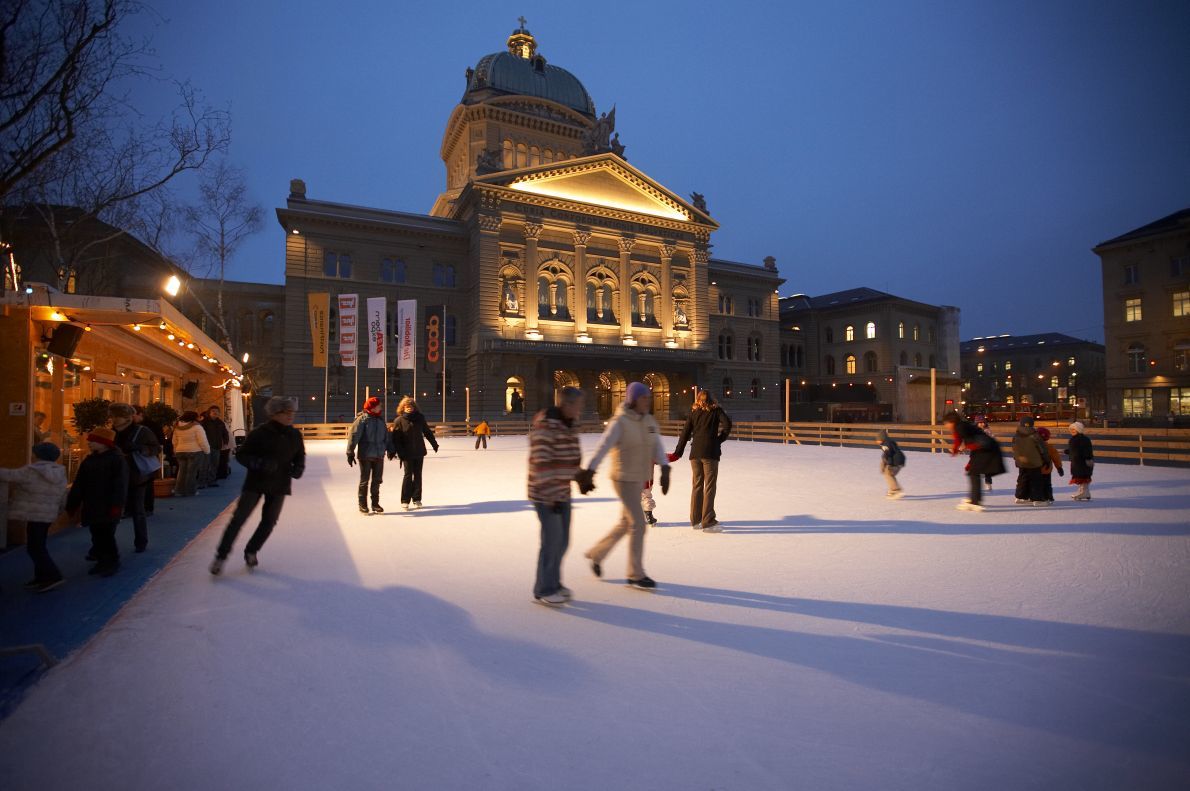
{"left": 533, "top": 501, "right": 571, "bottom": 599}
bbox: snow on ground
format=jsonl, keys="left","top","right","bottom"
{"left": 1, "top": 436, "right": 1188, "bottom": 790}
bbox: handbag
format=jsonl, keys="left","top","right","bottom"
{"left": 131, "top": 426, "right": 163, "bottom": 481}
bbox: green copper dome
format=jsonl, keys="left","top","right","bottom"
{"left": 464, "top": 26, "right": 596, "bottom": 119}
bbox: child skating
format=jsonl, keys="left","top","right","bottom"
{"left": 877, "top": 429, "right": 905, "bottom": 498}
{"left": 1066, "top": 421, "right": 1094, "bottom": 501}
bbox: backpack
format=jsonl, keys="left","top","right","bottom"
{"left": 891, "top": 445, "right": 906, "bottom": 468}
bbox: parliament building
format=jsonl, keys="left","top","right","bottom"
{"left": 278, "top": 24, "right": 784, "bottom": 421}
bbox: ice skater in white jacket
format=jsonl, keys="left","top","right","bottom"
{"left": 576, "top": 382, "right": 670, "bottom": 589}
{"left": 0, "top": 442, "right": 67, "bottom": 591}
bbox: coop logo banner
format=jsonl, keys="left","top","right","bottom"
{"left": 396, "top": 299, "right": 416, "bottom": 370}
{"left": 338, "top": 294, "right": 358, "bottom": 367}
{"left": 424, "top": 305, "right": 444, "bottom": 372}
{"left": 307, "top": 292, "right": 329, "bottom": 368}
{"left": 366, "top": 297, "right": 386, "bottom": 369}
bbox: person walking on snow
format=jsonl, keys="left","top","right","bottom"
{"left": 347, "top": 396, "right": 390, "bottom": 514}
{"left": 66, "top": 428, "right": 128, "bottom": 577}
{"left": 1011, "top": 415, "right": 1049, "bottom": 506}
{"left": 209, "top": 397, "right": 305, "bottom": 575}
{"left": 577, "top": 381, "right": 670, "bottom": 590}
{"left": 473, "top": 418, "right": 491, "bottom": 450}
{"left": 0, "top": 442, "right": 67, "bottom": 592}
{"left": 171, "top": 411, "right": 210, "bottom": 496}
{"left": 877, "top": 429, "right": 906, "bottom": 498}
{"left": 944, "top": 411, "right": 1006, "bottom": 511}
{"left": 1036, "top": 427, "right": 1064, "bottom": 502}
{"left": 528, "top": 386, "right": 588, "bottom": 606}
{"left": 1066, "top": 421, "right": 1095, "bottom": 501}
{"left": 669, "top": 389, "right": 732, "bottom": 531}
{"left": 388, "top": 397, "right": 438, "bottom": 510}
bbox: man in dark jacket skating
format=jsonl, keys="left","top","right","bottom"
{"left": 347, "top": 396, "right": 390, "bottom": 514}
{"left": 210, "top": 397, "right": 305, "bottom": 574}
{"left": 945, "top": 411, "right": 1006, "bottom": 511}
{"left": 387, "top": 397, "right": 438, "bottom": 510}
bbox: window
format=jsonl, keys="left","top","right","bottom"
{"left": 976, "top": 362, "right": 984, "bottom": 373}
{"left": 722, "top": 377, "right": 734, "bottom": 399}
{"left": 750, "top": 378, "right": 761, "bottom": 399}
{"left": 1125, "top": 297, "right": 1143, "bottom": 322}
{"left": 914, "top": 353, "right": 923, "bottom": 367}
{"left": 912, "top": 324, "right": 920, "bottom": 341}
{"left": 1122, "top": 388, "right": 1152, "bottom": 418}
{"left": 746, "top": 335, "right": 762, "bottom": 361}
{"left": 1172, "top": 257, "right": 1189, "bottom": 278}
{"left": 1174, "top": 291, "right": 1190, "bottom": 317}
{"left": 717, "top": 294, "right": 734, "bottom": 314}
{"left": 261, "top": 311, "right": 276, "bottom": 345}
{"left": 928, "top": 354, "right": 936, "bottom": 368}
{"left": 745, "top": 297, "right": 763, "bottom": 317}
{"left": 1066, "top": 357, "right": 1075, "bottom": 367}
{"left": 1004, "top": 378, "right": 1013, "bottom": 389}
{"left": 845, "top": 325, "right": 855, "bottom": 342}
{"left": 992, "top": 361, "right": 999, "bottom": 372}
{"left": 845, "top": 354, "right": 857, "bottom": 374}
{"left": 1123, "top": 264, "right": 1139, "bottom": 285}
{"left": 445, "top": 315, "right": 457, "bottom": 346}
{"left": 1174, "top": 342, "right": 1190, "bottom": 372}
{"left": 897, "top": 322, "right": 905, "bottom": 339}
{"left": 899, "top": 351, "right": 908, "bottom": 366}
{"left": 793, "top": 346, "right": 804, "bottom": 369}
{"left": 718, "top": 332, "right": 734, "bottom": 360}
{"left": 864, "top": 351, "right": 878, "bottom": 372}
{"left": 865, "top": 321, "right": 876, "bottom": 339}
{"left": 1171, "top": 388, "right": 1190, "bottom": 415}
{"left": 1006, "top": 395, "right": 1015, "bottom": 404}
{"left": 323, "top": 251, "right": 352, "bottom": 278}
{"left": 380, "top": 258, "right": 407, "bottom": 284}
{"left": 928, "top": 327, "right": 936, "bottom": 343}
{"left": 825, "top": 355, "right": 836, "bottom": 375}
{"left": 433, "top": 264, "right": 456, "bottom": 288}
{"left": 1127, "top": 343, "right": 1147, "bottom": 373}
{"left": 1050, "top": 376, "right": 1059, "bottom": 388}
{"left": 1005, "top": 361, "right": 1012, "bottom": 371}
{"left": 825, "top": 326, "right": 834, "bottom": 344}
{"left": 503, "top": 140, "right": 514, "bottom": 168}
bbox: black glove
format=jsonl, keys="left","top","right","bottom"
{"left": 1058, "top": 468, "right": 1065, "bottom": 478}
{"left": 291, "top": 464, "right": 304, "bottom": 480}
{"left": 574, "top": 468, "right": 596, "bottom": 494}
{"left": 432, "top": 445, "right": 439, "bottom": 453}
{"left": 346, "top": 452, "right": 355, "bottom": 467}
{"left": 660, "top": 464, "right": 671, "bottom": 495}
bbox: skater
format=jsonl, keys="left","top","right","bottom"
{"left": 0, "top": 443, "right": 67, "bottom": 592}
{"left": 388, "top": 397, "right": 438, "bottom": 510}
{"left": 66, "top": 428, "right": 128, "bottom": 577}
{"left": 974, "top": 416, "right": 995, "bottom": 492}
{"left": 347, "top": 396, "right": 390, "bottom": 514}
{"left": 576, "top": 381, "right": 670, "bottom": 589}
{"left": 528, "top": 386, "right": 587, "bottom": 606}
{"left": 171, "top": 411, "right": 210, "bottom": 496}
{"left": 209, "top": 396, "right": 305, "bottom": 574}
{"left": 944, "top": 412, "right": 1006, "bottom": 511}
{"left": 1066, "top": 421, "right": 1095, "bottom": 501}
{"left": 1011, "top": 416, "right": 1049, "bottom": 506}
{"left": 473, "top": 418, "right": 491, "bottom": 450}
{"left": 877, "top": 429, "right": 906, "bottom": 498}
{"left": 669, "top": 389, "right": 732, "bottom": 531}
{"left": 110, "top": 402, "right": 160, "bottom": 553}
{"left": 1036, "top": 427, "right": 1064, "bottom": 502}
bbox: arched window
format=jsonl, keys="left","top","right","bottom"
{"left": 530, "top": 146, "right": 541, "bottom": 166}
{"left": 516, "top": 143, "right": 527, "bottom": 168}
{"left": 845, "top": 325, "right": 855, "bottom": 342}
{"left": 928, "top": 326, "right": 936, "bottom": 343}
{"left": 913, "top": 324, "right": 921, "bottom": 341}
{"left": 898, "top": 321, "right": 905, "bottom": 339}
{"left": 502, "top": 140, "right": 514, "bottom": 169}
{"left": 825, "top": 355, "right": 836, "bottom": 375}
{"left": 543, "top": 148, "right": 554, "bottom": 163}
{"left": 260, "top": 311, "right": 276, "bottom": 345}
{"left": 238, "top": 309, "right": 255, "bottom": 347}
{"left": 1127, "top": 343, "right": 1146, "bottom": 373}
{"left": 750, "top": 378, "right": 761, "bottom": 399}
{"left": 914, "top": 352, "right": 923, "bottom": 367}
{"left": 866, "top": 321, "right": 876, "bottom": 339}
{"left": 825, "top": 327, "right": 834, "bottom": 344}
{"left": 718, "top": 332, "right": 734, "bottom": 360}
{"left": 864, "top": 351, "right": 878, "bottom": 372}
{"left": 722, "top": 377, "right": 734, "bottom": 399}
{"left": 899, "top": 351, "right": 908, "bottom": 366}
{"left": 845, "top": 354, "right": 857, "bottom": 374}
{"left": 928, "top": 354, "right": 936, "bottom": 368}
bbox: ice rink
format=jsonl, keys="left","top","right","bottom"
{"left": 1, "top": 435, "right": 1188, "bottom": 790}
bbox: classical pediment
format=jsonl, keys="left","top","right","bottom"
{"left": 473, "top": 154, "right": 716, "bottom": 227}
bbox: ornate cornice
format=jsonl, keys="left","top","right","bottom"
{"left": 478, "top": 214, "right": 503, "bottom": 233}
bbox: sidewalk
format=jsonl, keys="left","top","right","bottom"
{"left": 0, "top": 466, "right": 242, "bottom": 718}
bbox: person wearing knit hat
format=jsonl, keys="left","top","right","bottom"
{"left": 171, "top": 411, "right": 211, "bottom": 497}
{"left": 1066, "top": 422, "right": 1095, "bottom": 501}
{"left": 1035, "top": 426, "right": 1064, "bottom": 503}
{"left": 1011, "top": 415, "right": 1049, "bottom": 505}
{"left": 347, "top": 395, "right": 391, "bottom": 513}
{"left": 66, "top": 428, "right": 129, "bottom": 576}
{"left": 576, "top": 381, "right": 671, "bottom": 590}
{"left": 0, "top": 443, "right": 67, "bottom": 591}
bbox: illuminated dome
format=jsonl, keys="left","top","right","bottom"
{"left": 463, "top": 23, "right": 596, "bottom": 119}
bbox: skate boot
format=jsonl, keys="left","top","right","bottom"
{"left": 412, "top": 501, "right": 423, "bottom": 509}
{"left": 627, "top": 576, "right": 657, "bottom": 590}
{"left": 402, "top": 502, "right": 410, "bottom": 511}
{"left": 358, "top": 502, "right": 369, "bottom": 514}
{"left": 372, "top": 502, "right": 384, "bottom": 514}
{"left": 209, "top": 556, "right": 225, "bottom": 575}
{"left": 244, "top": 551, "right": 259, "bottom": 569}
{"left": 644, "top": 510, "right": 657, "bottom": 525}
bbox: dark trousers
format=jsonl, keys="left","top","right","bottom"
{"left": 689, "top": 459, "right": 719, "bottom": 527}
{"left": 126, "top": 481, "right": 149, "bottom": 550}
{"left": 533, "top": 501, "right": 571, "bottom": 598}
{"left": 1040, "top": 471, "right": 1054, "bottom": 501}
{"left": 26, "top": 520, "right": 62, "bottom": 582}
{"left": 474, "top": 435, "right": 488, "bottom": 449}
{"left": 218, "top": 449, "right": 231, "bottom": 479}
{"left": 400, "top": 457, "right": 425, "bottom": 504}
{"left": 144, "top": 476, "right": 155, "bottom": 514}
{"left": 89, "top": 521, "right": 119, "bottom": 567}
{"left": 358, "top": 458, "right": 384, "bottom": 506}
{"left": 216, "top": 490, "right": 286, "bottom": 558}
{"left": 1015, "top": 468, "right": 1046, "bottom": 501}
{"left": 967, "top": 473, "right": 983, "bottom": 505}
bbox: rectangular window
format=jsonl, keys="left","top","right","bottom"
{"left": 1050, "top": 376, "right": 1059, "bottom": 388}
{"left": 1174, "top": 291, "right": 1189, "bottom": 317}
{"left": 1004, "top": 361, "right": 1012, "bottom": 371}
{"left": 1171, "top": 388, "right": 1190, "bottom": 416}
{"left": 323, "top": 252, "right": 352, "bottom": 279}
{"left": 1172, "top": 257, "right": 1189, "bottom": 278}
{"left": 1124, "top": 264, "right": 1139, "bottom": 285}
{"left": 1067, "top": 356, "right": 1075, "bottom": 367}
{"left": 1125, "top": 297, "right": 1143, "bottom": 322}
{"left": 1122, "top": 388, "right": 1153, "bottom": 418}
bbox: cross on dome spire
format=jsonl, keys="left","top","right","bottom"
{"left": 508, "top": 17, "right": 537, "bottom": 59}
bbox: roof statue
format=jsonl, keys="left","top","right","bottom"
{"left": 581, "top": 107, "right": 627, "bottom": 159}
{"left": 690, "top": 192, "right": 708, "bottom": 214}
{"left": 475, "top": 148, "right": 503, "bottom": 175}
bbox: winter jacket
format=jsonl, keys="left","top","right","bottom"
{"left": 172, "top": 421, "right": 211, "bottom": 454}
{"left": 388, "top": 410, "right": 439, "bottom": 461}
{"left": 66, "top": 448, "right": 128, "bottom": 525}
{"left": 878, "top": 431, "right": 906, "bottom": 470}
{"left": 1012, "top": 426, "right": 1046, "bottom": 469}
{"left": 202, "top": 416, "right": 230, "bottom": 451}
{"left": 1066, "top": 434, "right": 1094, "bottom": 479}
{"left": 114, "top": 423, "right": 162, "bottom": 485}
{"left": 347, "top": 412, "right": 390, "bottom": 459}
{"left": 235, "top": 419, "right": 306, "bottom": 496}
{"left": 586, "top": 404, "right": 668, "bottom": 482}
{"left": 528, "top": 407, "right": 582, "bottom": 504}
{"left": 474, "top": 421, "right": 491, "bottom": 436}
{"left": 673, "top": 406, "right": 732, "bottom": 461}
{"left": 955, "top": 420, "right": 1007, "bottom": 477}
{"left": 0, "top": 461, "right": 67, "bottom": 523}
{"left": 1041, "top": 441, "right": 1063, "bottom": 475}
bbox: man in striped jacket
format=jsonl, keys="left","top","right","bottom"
{"left": 528, "top": 386, "right": 587, "bottom": 606}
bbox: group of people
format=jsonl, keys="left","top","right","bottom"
{"left": 169, "top": 406, "right": 231, "bottom": 497}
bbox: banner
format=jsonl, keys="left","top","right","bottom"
{"left": 338, "top": 294, "right": 358, "bottom": 367}
{"left": 307, "top": 292, "right": 329, "bottom": 368}
{"left": 424, "top": 305, "right": 444, "bottom": 372}
{"left": 396, "top": 300, "right": 417, "bottom": 370}
{"left": 366, "top": 297, "right": 387, "bottom": 369}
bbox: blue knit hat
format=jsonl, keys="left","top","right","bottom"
{"left": 32, "top": 442, "right": 60, "bottom": 462}
{"left": 625, "top": 381, "right": 650, "bottom": 405}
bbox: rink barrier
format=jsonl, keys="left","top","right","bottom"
{"left": 296, "top": 419, "right": 536, "bottom": 442}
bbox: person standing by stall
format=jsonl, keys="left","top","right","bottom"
{"left": 110, "top": 403, "right": 160, "bottom": 553}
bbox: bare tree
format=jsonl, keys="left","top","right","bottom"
{"left": 183, "top": 160, "right": 263, "bottom": 356}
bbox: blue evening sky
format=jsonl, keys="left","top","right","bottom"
{"left": 128, "top": 0, "right": 1190, "bottom": 342}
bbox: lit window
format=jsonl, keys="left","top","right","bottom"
{"left": 1174, "top": 291, "right": 1189, "bottom": 317}
{"left": 845, "top": 325, "right": 855, "bottom": 342}
{"left": 912, "top": 324, "right": 920, "bottom": 341}
{"left": 976, "top": 362, "right": 983, "bottom": 373}
{"left": 865, "top": 321, "right": 876, "bottom": 339}
{"left": 1122, "top": 388, "right": 1152, "bottom": 418}
{"left": 1005, "top": 361, "right": 1012, "bottom": 371}
{"left": 1006, "top": 395, "right": 1015, "bottom": 404}
{"left": 1171, "top": 387, "right": 1190, "bottom": 416}
{"left": 1050, "top": 376, "right": 1059, "bottom": 388}
{"left": 1125, "top": 297, "right": 1143, "bottom": 322}
{"left": 1067, "top": 356, "right": 1075, "bottom": 367}
{"left": 897, "top": 322, "right": 905, "bottom": 339}
{"left": 1005, "top": 378, "right": 1013, "bottom": 389}
{"left": 845, "top": 354, "right": 857, "bottom": 374}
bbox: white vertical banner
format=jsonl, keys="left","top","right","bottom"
{"left": 338, "top": 294, "right": 358, "bottom": 367}
{"left": 396, "top": 299, "right": 417, "bottom": 370}
{"left": 366, "top": 297, "right": 387, "bottom": 369}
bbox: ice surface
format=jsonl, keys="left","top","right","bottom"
{"left": 1, "top": 436, "right": 1188, "bottom": 790}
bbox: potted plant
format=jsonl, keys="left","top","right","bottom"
{"left": 141, "top": 401, "right": 179, "bottom": 497}
{"left": 72, "top": 397, "right": 112, "bottom": 435}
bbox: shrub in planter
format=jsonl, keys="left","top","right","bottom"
{"left": 142, "top": 401, "right": 179, "bottom": 428}
{"left": 72, "top": 398, "right": 112, "bottom": 434}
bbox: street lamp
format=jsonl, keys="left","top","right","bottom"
{"left": 242, "top": 352, "right": 250, "bottom": 364}
{"left": 164, "top": 275, "right": 182, "bottom": 297}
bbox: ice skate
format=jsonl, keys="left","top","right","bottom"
{"left": 558, "top": 586, "right": 573, "bottom": 600}
{"left": 887, "top": 490, "right": 905, "bottom": 499}
{"left": 1032, "top": 500, "right": 1053, "bottom": 507}
{"left": 956, "top": 501, "right": 986, "bottom": 512}
{"left": 244, "top": 551, "right": 259, "bottom": 569}
{"left": 984, "top": 481, "right": 993, "bottom": 492}
{"left": 402, "top": 502, "right": 411, "bottom": 511}
{"left": 371, "top": 503, "right": 384, "bottom": 514}
{"left": 644, "top": 510, "right": 657, "bottom": 525}
{"left": 627, "top": 576, "right": 657, "bottom": 590}
{"left": 358, "top": 503, "right": 370, "bottom": 514}
{"left": 208, "top": 556, "right": 225, "bottom": 576}
{"left": 534, "top": 592, "right": 566, "bottom": 606}
{"left": 1014, "top": 498, "right": 1029, "bottom": 504}
{"left": 702, "top": 522, "right": 724, "bottom": 533}
{"left": 412, "top": 501, "right": 423, "bottom": 509}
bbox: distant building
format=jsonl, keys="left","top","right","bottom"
{"left": 960, "top": 333, "right": 1105, "bottom": 416}
{"left": 1092, "top": 208, "right": 1190, "bottom": 425}
{"left": 778, "top": 288, "right": 961, "bottom": 423}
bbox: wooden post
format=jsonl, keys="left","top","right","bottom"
{"left": 784, "top": 378, "right": 790, "bottom": 444}
{"left": 930, "top": 367, "right": 937, "bottom": 453}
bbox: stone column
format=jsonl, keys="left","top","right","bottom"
{"left": 659, "top": 241, "right": 675, "bottom": 345}
{"left": 690, "top": 241, "right": 710, "bottom": 349}
{"left": 618, "top": 236, "right": 635, "bottom": 341}
{"left": 523, "top": 221, "right": 543, "bottom": 338}
{"left": 573, "top": 228, "right": 591, "bottom": 341}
